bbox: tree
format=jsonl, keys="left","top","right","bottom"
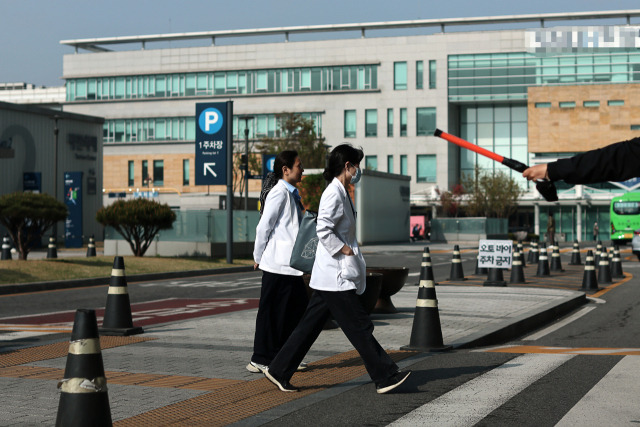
{"left": 437, "top": 184, "right": 464, "bottom": 217}
{"left": 96, "top": 198, "right": 176, "bottom": 257}
{"left": 461, "top": 165, "right": 524, "bottom": 218}
{"left": 0, "top": 192, "right": 68, "bottom": 260}
{"left": 298, "top": 173, "right": 326, "bottom": 212}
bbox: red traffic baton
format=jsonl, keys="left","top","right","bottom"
{"left": 434, "top": 129, "right": 558, "bottom": 202}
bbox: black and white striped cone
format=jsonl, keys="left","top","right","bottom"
{"left": 484, "top": 267, "right": 507, "bottom": 286}
{"left": 474, "top": 254, "right": 488, "bottom": 276}
{"left": 528, "top": 241, "right": 539, "bottom": 265}
{"left": 581, "top": 250, "right": 599, "bottom": 291}
{"left": 1, "top": 234, "right": 11, "bottom": 260}
{"left": 595, "top": 241, "right": 603, "bottom": 267}
{"left": 611, "top": 245, "right": 624, "bottom": 279}
{"left": 597, "top": 247, "right": 612, "bottom": 284}
{"left": 517, "top": 241, "right": 526, "bottom": 268}
{"left": 536, "top": 243, "right": 550, "bottom": 277}
{"left": 47, "top": 236, "right": 58, "bottom": 259}
{"left": 99, "top": 257, "right": 143, "bottom": 336}
{"left": 86, "top": 235, "right": 97, "bottom": 257}
{"left": 401, "top": 269, "right": 451, "bottom": 352}
{"left": 55, "top": 309, "right": 112, "bottom": 427}
{"left": 419, "top": 247, "right": 438, "bottom": 286}
{"left": 448, "top": 245, "right": 465, "bottom": 280}
{"left": 510, "top": 250, "right": 526, "bottom": 284}
{"left": 569, "top": 241, "right": 582, "bottom": 265}
{"left": 550, "top": 242, "right": 564, "bottom": 272}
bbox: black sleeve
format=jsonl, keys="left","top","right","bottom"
{"left": 547, "top": 138, "right": 640, "bottom": 185}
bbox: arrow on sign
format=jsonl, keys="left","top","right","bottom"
{"left": 204, "top": 163, "right": 217, "bottom": 177}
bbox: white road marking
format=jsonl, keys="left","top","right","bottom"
{"left": 389, "top": 353, "right": 573, "bottom": 427}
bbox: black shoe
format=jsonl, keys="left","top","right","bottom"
{"left": 264, "top": 368, "right": 299, "bottom": 392}
{"left": 376, "top": 370, "right": 412, "bottom": 394}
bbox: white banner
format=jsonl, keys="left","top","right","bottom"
{"left": 478, "top": 239, "right": 512, "bottom": 269}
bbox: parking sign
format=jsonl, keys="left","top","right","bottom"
{"left": 195, "top": 102, "right": 232, "bottom": 185}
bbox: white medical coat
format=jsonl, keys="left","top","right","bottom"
{"left": 253, "top": 180, "right": 303, "bottom": 276}
{"left": 309, "top": 178, "right": 366, "bottom": 295}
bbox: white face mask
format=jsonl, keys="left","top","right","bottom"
{"left": 348, "top": 165, "right": 362, "bottom": 184}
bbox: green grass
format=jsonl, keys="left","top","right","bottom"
{"left": 0, "top": 256, "right": 253, "bottom": 285}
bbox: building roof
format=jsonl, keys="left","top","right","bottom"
{"left": 61, "top": 9, "right": 640, "bottom": 52}
{"left": 0, "top": 101, "right": 104, "bottom": 124}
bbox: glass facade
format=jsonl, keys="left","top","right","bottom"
{"left": 400, "top": 155, "right": 408, "bottom": 176}
{"left": 365, "top": 155, "right": 378, "bottom": 170}
{"left": 127, "top": 160, "right": 134, "bottom": 186}
{"left": 394, "top": 62, "right": 407, "bottom": 90}
{"left": 183, "top": 159, "right": 190, "bottom": 185}
{"left": 448, "top": 51, "right": 640, "bottom": 102}
{"left": 387, "top": 155, "right": 393, "bottom": 173}
{"left": 416, "top": 61, "right": 424, "bottom": 89}
{"left": 103, "top": 112, "right": 322, "bottom": 143}
{"left": 416, "top": 107, "right": 436, "bottom": 136}
{"left": 153, "top": 160, "right": 164, "bottom": 186}
{"left": 387, "top": 108, "right": 393, "bottom": 137}
{"left": 344, "top": 110, "right": 356, "bottom": 138}
{"left": 400, "top": 108, "right": 407, "bottom": 136}
{"left": 365, "top": 109, "right": 377, "bottom": 137}
{"left": 67, "top": 64, "right": 379, "bottom": 101}
{"left": 416, "top": 155, "right": 436, "bottom": 182}
{"left": 429, "top": 60, "right": 436, "bottom": 89}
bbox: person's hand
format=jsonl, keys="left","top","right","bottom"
{"left": 254, "top": 263, "right": 259, "bottom": 270}
{"left": 522, "top": 164, "right": 549, "bottom": 181}
{"left": 340, "top": 244, "right": 354, "bottom": 256}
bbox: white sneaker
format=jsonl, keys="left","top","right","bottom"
{"left": 246, "top": 361, "right": 267, "bottom": 373}
{"left": 297, "top": 362, "right": 309, "bottom": 371}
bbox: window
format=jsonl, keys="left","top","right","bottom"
{"left": 608, "top": 100, "right": 625, "bottom": 106}
{"left": 183, "top": 159, "right": 190, "bottom": 186}
{"left": 400, "top": 155, "right": 408, "bottom": 176}
{"left": 416, "top": 61, "right": 424, "bottom": 89}
{"left": 631, "top": 125, "right": 640, "bottom": 130}
{"left": 394, "top": 62, "right": 407, "bottom": 90}
{"left": 365, "top": 155, "right": 378, "bottom": 171}
{"left": 365, "top": 109, "right": 377, "bottom": 137}
{"left": 128, "top": 161, "right": 134, "bottom": 186}
{"left": 400, "top": 108, "right": 407, "bottom": 136}
{"left": 387, "top": 155, "right": 394, "bottom": 173}
{"left": 344, "top": 110, "right": 356, "bottom": 138}
{"left": 559, "top": 101, "right": 576, "bottom": 108}
{"left": 386, "top": 109, "right": 394, "bottom": 137}
{"left": 429, "top": 60, "right": 436, "bottom": 89}
{"left": 583, "top": 101, "right": 600, "bottom": 107}
{"left": 535, "top": 102, "right": 552, "bottom": 108}
{"left": 153, "top": 160, "right": 164, "bottom": 186}
{"left": 142, "top": 160, "right": 149, "bottom": 186}
{"left": 417, "top": 155, "right": 437, "bottom": 182}
{"left": 416, "top": 107, "right": 436, "bottom": 136}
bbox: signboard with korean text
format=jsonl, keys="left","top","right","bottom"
{"left": 478, "top": 239, "right": 512, "bottom": 269}
{"left": 195, "top": 102, "right": 231, "bottom": 185}
{"left": 63, "top": 171, "right": 83, "bottom": 248}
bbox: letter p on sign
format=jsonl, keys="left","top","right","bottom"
{"left": 198, "top": 107, "right": 224, "bottom": 134}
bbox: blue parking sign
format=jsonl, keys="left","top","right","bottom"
{"left": 195, "top": 102, "right": 232, "bottom": 185}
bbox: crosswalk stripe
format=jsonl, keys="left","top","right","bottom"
{"left": 389, "top": 353, "right": 574, "bottom": 427}
{"left": 486, "top": 345, "right": 640, "bottom": 356}
{"left": 556, "top": 356, "right": 640, "bottom": 426}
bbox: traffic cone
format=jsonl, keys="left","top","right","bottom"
{"left": 86, "top": 235, "right": 97, "bottom": 257}
{"left": 517, "top": 241, "right": 526, "bottom": 268}
{"left": 401, "top": 264, "right": 451, "bottom": 352}
{"left": 419, "top": 247, "right": 438, "bottom": 286}
{"left": 56, "top": 309, "right": 112, "bottom": 427}
{"left": 595, "top": 241, "right": 602, "bottom": 266}
{"left": 597, "top": 247, "right": 612, "bottom": 284}
{"left": 528, "top": 241, "right": 539, "bottom": 265}
{"left": 99, "top": 256, "right": 143, "bottom": 336}
{"left": 448, "top": 245, "right": 465, "bottom": 280}
{"left": 1, "top": 234, "right": 11, "bottom": 260}
{"left": 484, "top": 267, "right": 507, "bottom": 286}
{"left": 611, "top": 245, "right": 624, "bottom": 279}
{"left": 47, "top": 236, "right": 58, "bottom": 259}
{"left": 536, "top": 243, "right": 550, "bottom": 276}
{"left": 581, "top": 250, "right": 599, "bottom": 291}
{"left": 474, "top": 254, "right": 488, "bottom": 275}
{"left": 510, "top": 250, "right": 526, "bottom": 284}
{"left": 550, "top": 242, "right": 563, "bottom": 272}
{"left": 569, "top": 241, "right": 582, "bottom": 265}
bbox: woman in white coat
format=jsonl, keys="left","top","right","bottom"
{"left": 247, "top": 150, "right": 309, "bottom": 374}
{"left": 264, "top": 144, "right": 411, "bottom": 394}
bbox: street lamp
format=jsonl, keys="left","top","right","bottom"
{"left": 52, "top": 115, "right": 60, "bottom": 241}
{"left": 240, "top": 116, "right": 254, "bottom": 211}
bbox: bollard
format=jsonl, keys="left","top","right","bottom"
{"left": 581, "top": 250, "right": 599, "bottom": 291}
{"left": 569, "top": 241, "right": 582, "bottom": 265}
{"left": 597, "top": 247, "right": 612, "bottom": 284}
{"left": 86, "top": 235, "right": 97, "bottom": 257}
{"left": 1, "top": 234, "right": 11, "bottom": 260}
{"left": 55, "top": 309, "right": 112, "bottom": 427}
{"left": 484, "top": 267, "right": 507, "bottom": 287}
{"left": 611, "top": 245, "right": 624, "bottom": 279}
{"left": 448, "top": 244, "right": 465, "bottom": 280}
{"left": 419, "top": 247, "right": 438, "bottom": 286}
{"left": 550, "top": 242, "right": 564, "bottom": 272}
{"left": 99, "top": 256, "right": 144, "bottom": 336}
{"left": 595, "top": 241, "right": 603, "bottom": 267}
{"left": 47, "top": 236, "right": 58, "bottom": 259}
{"left": 510, "top": 250, "right": 526, "bottom": 284}
{"left": 474, "top": 254, "right": 488, "bottom": 276}
{"left": 536, "top": 243, "right": 550, "bottom": 277}
{"left": 528, "top": 241, "right": 539, "bottom": 265}
{"left": 517, "top": 241, "right": 526, "bottom": 268}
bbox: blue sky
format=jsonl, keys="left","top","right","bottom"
{"left": 1, "top": 0, "right": 639, "bottom": 87}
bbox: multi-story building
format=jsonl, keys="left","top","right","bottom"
{"left": 29, "top": 10, "right": 640, "bottom": 241}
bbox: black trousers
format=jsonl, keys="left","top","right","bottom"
{"left": 267, "top": 289, "right": 398, "bottom": 385}
{"left": 251, "top": 271, "right": 308, "bottom": 366}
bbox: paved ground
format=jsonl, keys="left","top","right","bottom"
{"left": 0, "top": 240, "right": 626, "bottom": 425}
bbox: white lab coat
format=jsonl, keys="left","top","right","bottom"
{"left": 253, "top": 180, "right": 303, "bottom": 276}
{"left": 309, "top": 178, "right": 366, "bottom": 295}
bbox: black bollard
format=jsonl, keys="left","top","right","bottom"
{"left": 569, "top": 241, "right": 582, "bottom": 265}
{"left": 536, "top": 243, "right": 550, "bottom": 277}
{"left": 448, "top": 245, "right": 465, "bottom": 280}
{"left": 510, "top": 250, "right": 526, "bottom": 284}
{"left": 581, "top": 250, "right": 599, "bottom": 291}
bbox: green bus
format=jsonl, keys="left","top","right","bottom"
{"left": 610, "top": 192, "right": 640, "bottom": 243}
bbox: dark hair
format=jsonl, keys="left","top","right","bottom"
{"left": 273, "top": 150, "right": 299, "bottom": 179}
{"left": 322, "top": 144, "right": 364, "bottom": 182}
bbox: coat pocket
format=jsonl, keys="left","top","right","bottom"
{"left": 273, "top": 240, "right": 293, "bottom": 266}
{"left": 338, "top": 250, "right": 366, "bottom": 285}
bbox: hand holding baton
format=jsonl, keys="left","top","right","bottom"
{"left": 434, "top": 129, "right": 558, "bottom": 202}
